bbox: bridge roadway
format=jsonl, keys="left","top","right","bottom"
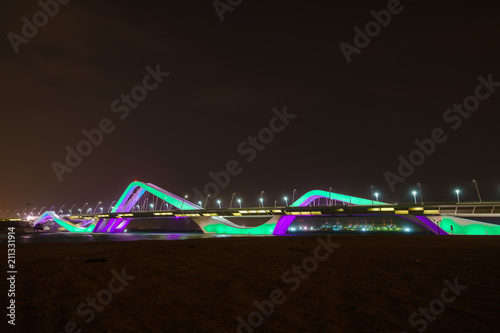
{"left": 61, "top": 202, "right": 500, "bottom": 220}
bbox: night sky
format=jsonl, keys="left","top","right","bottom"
{"left": 1, "top": 0, "right": 500, "bottom": 213}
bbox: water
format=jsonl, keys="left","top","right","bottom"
{"left": 0, "top": 232, "right": 264, "bottom": 244}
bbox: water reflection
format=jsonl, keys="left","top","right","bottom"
{"left": 0, "top": 232, "right": 263, "bottom": 244}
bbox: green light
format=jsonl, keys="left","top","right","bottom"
{"left": 204, "top": 223, "right": 276, "bottom": 235}
{"left": 291, "top": 190, "right": 386, "bottom": 207}
{"left": 441, "top": 217, "right": 500, "bottom": 235}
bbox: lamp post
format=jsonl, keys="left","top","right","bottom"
{"left": 204, "top": 194, "right": 211, "bottom": 209}
{"left": 238, "top": 198, "right": 242, "bottom": 208}
{"left": 217, "top": 199, "right": 221, "bottom": 209}
{"left": 329, "top": 187, "right": 332, "bottom": 206}
{"left": 108, "top": 201, "right": 116, "bottom": 213}
{"left": 375, "top": 192, "right": 379, "bottom": 203}
{"left": 472, "top": 179, "right": 482, "bottom": 203}
{"left": 180, "top": 195, "right": 188, "bottom": 210}
{"left": 149, "top": 203, "right": 154, "bottom": 211}
{"left": 94, "top": 202, "right": 102, "bottom": 214}
{"left": 38, "top": 207, "right": 45, "bottom": 215}
{"left": 69, "top": 204, "right": 76, "bottom": 215}
{"left": 417, "top": 182, "right": 423, "bottom": 205}
{"left": 230, "top": 193, "right": 236, "bottom": 209}
{"left": 259, "top": 198, "right": 263, "bottom": 208}
{"left": 82, "top": 203, "right": 89, "bottom": 215}
{"left": 284, "top": 196, "right": 288, "bottom": 207}
{"left": 198, "top": 201, "right": 203, "bottom": 208}
{"left": 370, "top": 185, "right": 374, "bottom": 205}
{"left": 260, "top": 191, "right": 264, "bottom": 207}
{"left": 412, "top": 191, "right": 417, "bottom": 204}
{"left": 455, "top": 189, "right": 461, "bottom": 203}
{"left": 292, "top": 189, "right": 296, "bottom": 207}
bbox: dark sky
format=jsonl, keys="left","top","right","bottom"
{"left": 1, "top": 0, "right": 500, "bottom": 213}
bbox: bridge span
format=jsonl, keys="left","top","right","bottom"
{"left": 31, "top": 181, "right": 500, "bottom": 235}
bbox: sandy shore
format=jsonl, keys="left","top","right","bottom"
{"left": 2, "top": 235, "right": 500, "bottom": 332}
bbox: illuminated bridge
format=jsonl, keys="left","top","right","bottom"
{"left": 31, "top": 181, "right": 500, "bottom": 235}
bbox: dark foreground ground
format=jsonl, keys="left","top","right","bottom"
{"left": 2, "top": 235, "right": 500, "bottom": 332}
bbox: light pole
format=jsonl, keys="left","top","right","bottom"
{"left": 82, "top": 203, "right": 89, "bottom": 215}
{"left": 230, "top": 193, "right": 236, "bottom": 209}
{"left": 238, "top": 198, "right": 242, "bottom": 208}
{"left": 49, "top": 206, "right": 55, "bottom": 212}
{"left": 371, "top": 185, "right": 374, "bottom": 205}
{"left": 274, "top": 199, "right": 277, "bottom": 207}
{"left": 417, "top": 182, "right": 423, "bottom": 205}
{"left": 180, "top": 195, "right": 188, "bottom": 210}
{"left": 455, "top": 189, "right": 461, "bottom": 203}
{"left": 217, "top": 199, "right": 221, "bottom": 209}
{"left": 58, "top": 205, "right": 65, "bottom": 215}
{"left": 204, "top": 194, "right": 211, "bottom": 209}
{"left": 100, "top": 207, "right": 103, "bottom": 213}
{"left": 108, "top": 201, "right": 116, "bottom": 213}
{"left": 472, "top": 179, "right": 482, "bottom": 203}
{"left": 69, "top": 204, "right": 76, "bottom": 215}
{"left": 10, "top": 209, "right": 18, "bottom": 218}
{"left": 329, "top": 187, "right": 332, "bottom": 206}
{"left": 412, "top": 191, "right": 417, "bottom": 204}
{"left": 375, "top": 192, "right": 379, "bottom": 203}
{"left": 38, "top": 207, "right": 45, "bottom": 215}
{"left": 150, "top": 203, "right": 154, "bottom": 211}
{"left": 284, "top": 196, "right": 288, "bottom": 207}
{"left": 259, "top": 197, "right": 263, "bottom": 208}
{"left": 78, "top": 209, "right": 82, "bottom": 214}
{"left": 94, "top": 202, "right": 102, "bottom": 214}
{"left": 198, "top": 201, "right": 203, "bottom": 208}
{"left": 260, "top": 191, "right": 264, "bottom": 207}
{"left": 292, "top": 189, "right": 296, "bottom": 207}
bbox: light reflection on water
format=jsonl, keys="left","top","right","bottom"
{"left": 0, "top": 232, "right": 264, "bottom": 244}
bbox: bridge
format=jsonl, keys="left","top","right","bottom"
{"left": 28, "top": 181, "right": 500, "bottom": 235}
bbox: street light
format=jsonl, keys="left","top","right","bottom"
{"left": 58, "top": 205, "right": 65, "bottom": 215}
{"left": 82, "top": 203, "right": 89, "bottom": 215}
{"left": 150, "top": 203, "right": 154, "bottom": 211}
{"left": 259, "top": 198, "right": 263, "bottom": 207}
{"left": 417, "top": 182, "right": 423, "bottom": 205}
{"left": 204, "top": 194, "right": 211, "bottom": 209}
{"left": 284, "top": 196, "right": 288, "bottom": 207}
{"left": 94, "top": 202, "right": 102, "bottom": 214}
{"left": 198, "top": 201, "right": 203, "bottom": 208}
{"left": 230, "top": 193, "right": 236, "bottom": 209}
{"left": 371, "top": 185, "right": 374, "bottom": 205}
{"left": 237, "top": 198, "right": 242, "bottom": 208}
{"left": 180, "top": 195, "right": 188, "bottom": 210}
{"left": 292, "top": 189, "right": 296, "bottom": 207}
{"left": 472, "top": 179, "right": 482, "bottom": 203}
{"left": 375, "top": 192, "right": 379, "bottom": 202}
{"left": 69, "top": 204, "right": 76, "bottom": 215}
{"left": 260, "top": 191, "right": 264, "bottom": 207}
{"left": 217, "top": 199, "right": 221, "bottom": 209}
{"left": 455, "top": 189, "right": 461, "bottom": 203}
{"left": 108, "top": 201, "right": 116, "bottom": 213}
{"left": 412, "top": 191, "right": 417, "bottom": 204}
